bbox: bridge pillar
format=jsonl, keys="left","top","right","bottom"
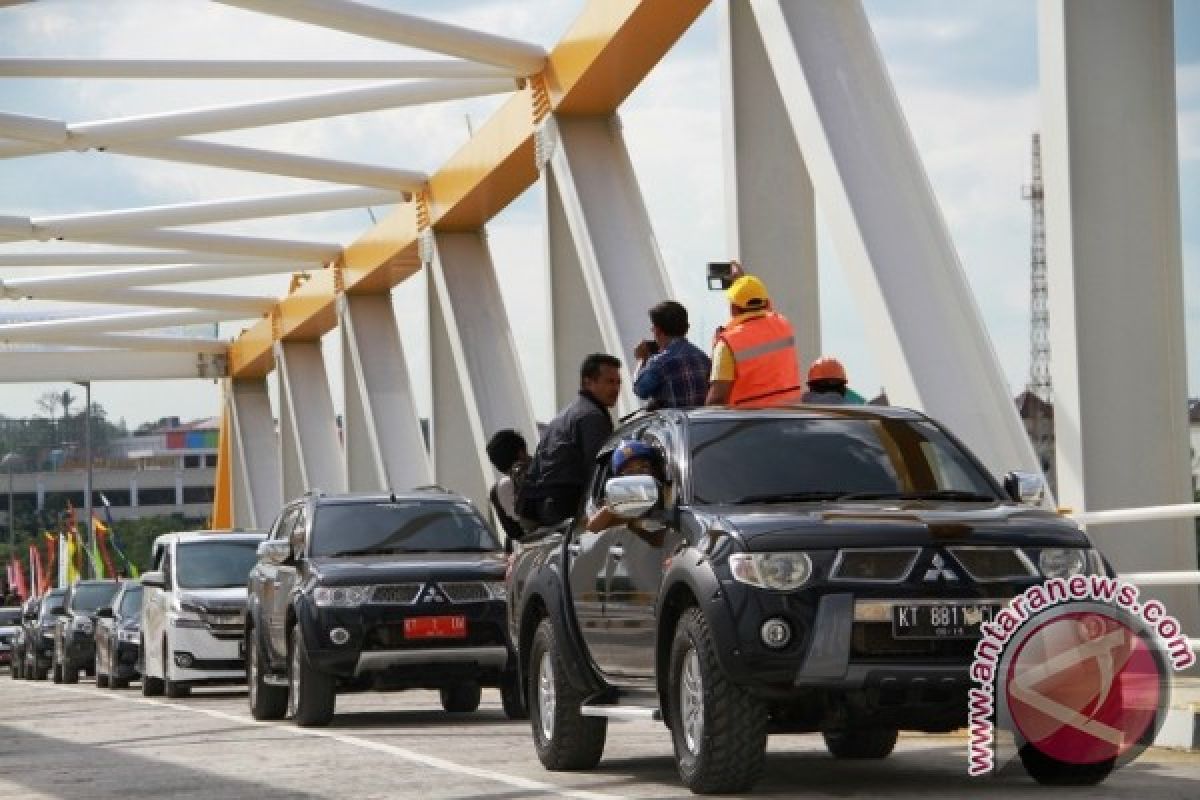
{"left": 747, "top": 0, "right": 1041, "bottom": 482}
{"left": 224, "top": 377, "right": 281, "bottom": 530}
{"left": 426, "top": 230, "right": 536, "bottom": 514}
{"left": 542, "top": 114, "right": 673, "bottom": 416}
{"left": 1039, "top": 1, "right": 1197, "bottom": 625}
{"left": 721, "top": 0, "right": 820, "bottom": 363}
{"left": 275, "top": 340, "right": 347, "bottom": 503}
{"left": 338, "top": 293, "right": 432, "bottom": 492}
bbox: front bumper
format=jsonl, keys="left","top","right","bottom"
{"left": 167, "top": 625, "right": 244, "bottom": 683}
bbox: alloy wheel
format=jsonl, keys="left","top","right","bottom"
{"left": 537, "top": 650, "right": 556, "bottom": 741}
{"left": 679, "top": 647, "right": 704, "bottom": 756}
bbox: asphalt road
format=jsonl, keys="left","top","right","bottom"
{"left": 0, "top": 673, "right": 1197, "bottom": 799}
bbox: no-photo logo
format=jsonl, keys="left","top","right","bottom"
{"left": 1006, "top": 610, "right": 1162, "bottom": 765}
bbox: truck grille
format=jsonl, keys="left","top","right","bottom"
{"left": 202, "top": 611, "right": 244, "bottom": 640}
{"left": 946, "top": 547, "right": 1037, "bottom": 582}
{"left": 369, "top": 584, "right": 422, "bottom": 605}
{"left": 831, "top": 548, "right": 920, "bottom": 583}
{"left": 439, "top": 582, "right": 492, "bottom": 604}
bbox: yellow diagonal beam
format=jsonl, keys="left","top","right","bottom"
{"left": 229, "top": 0, "right": 710, "bottom": 377}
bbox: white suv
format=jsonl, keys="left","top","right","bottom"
{"left": 140, "top": 531, "right": 265, "bottom": 698}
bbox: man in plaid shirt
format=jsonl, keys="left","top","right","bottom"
{"left": 633, "top": 301, "right": 711, "bottom": 409}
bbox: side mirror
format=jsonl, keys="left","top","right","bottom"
{"left": 257, "top": 540, "right": 291, "bottom": 565}
{"left": 140, "top": 571, "right": 166, "bottom": 590}
{"left": 95, "top": 607, "right": 114, "bottom": 619}
{"left": 605, "top": 475, "right": 659, "bottom": 519}
{"left": 1003, "top": 471, "right": 1048, "bottom": 506}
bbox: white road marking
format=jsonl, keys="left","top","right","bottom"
{"left": 26, "top": 682, "right": 626, "bottom": 800}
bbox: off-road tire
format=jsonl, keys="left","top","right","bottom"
{"left": 823, "top": 728, "right": 898, "bottom": 759}
{"left": 528, "top": 618, "right": 606, "bottom": 770}
{"left": 247, "top": 627, "right": 287, "bottom": 720}
{"left": 500, "top": 672, "right": 528, "bottom": 720}
{"left": 288, "top": 621, "right": 336, "bottom": 727}
{"left": 1019, "top": 743, "right": 1115, "bottom": 786}
{"left": 668, "top": 607, "right": 767, "bottom": 794}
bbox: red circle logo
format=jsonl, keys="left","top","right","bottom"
{"left": 1005, "top": 611, "right": 1162, "bottom": 765}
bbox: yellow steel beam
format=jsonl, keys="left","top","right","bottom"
{"left": 229, "top": 0, "right": 710, "bottom": 377}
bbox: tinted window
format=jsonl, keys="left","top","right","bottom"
{"left": 39, "top": 593, "right": 65, "bottom": 619}
{"left": 118, "top": 587, "right": 144, "bottom": 617}
{"left": 310, "top": 502, "right": 500, "bottom": 557}
{"left": 689, "top": 417, "right": 1000, "bottom": 505}
{"left": 0, "top": 609, "right": 19, "bottom": 625}
{"left": 175, "top": 541, "right": 261, "bottom": 589}
{"left": 69, "top": 583, "right": 119, "bottom": 613}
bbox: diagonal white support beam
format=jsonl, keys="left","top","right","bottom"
{"left": 543, "top": 115, "right": 673, "bottom": 415}
{"left": 1039, "top": 0, "right": 1197, "bottom": 630}
{"left": 0, "top": 263, "right": 305, "bottom": 292}
{"left": 427, "top": 231, "right": 537, "bottom": 512}
{"left": 215, "top": 0, "right": 546, "bottom": 75}
{"left": 63, "top": 230, "right": 341, "bottom": 261}
{"left": 24, "top": 332, "right": 230, "bottom": 354}
{"left": 275, "top": 340, "right": 346, "bottom": 500}
{"left": 0, "top": 111, "right": 66, "bottom": 144}
{"left": 226, "top": 377, "right": 282, "bottom": 529}
{"left": 1, "top": 283, "right": 275, "bottom": 313}
{"left": 107, "top": 139, "right": 425, "bottom": 190}
{"left": 0, "top": 251, "right": 306, "bottom": 267}
{"left": 0, "top": 350, "right": 227, "bottom": 382}
{"left": 0, "top": 58, "right": 518, "bottom": 80}
{"left": 749, "top": 0, "right": 1041, "bottom": 481}
{"left": 721, "top": 1, "right": 819, "bottom": 363}
{"left": 0, "top": 308, "right": 251, "bottom": 340}
{"left": 339, "top": 293, "right": 431, "bottom": 492}
{"left": 28, "top": 188, "right": 404, "bottom": 237}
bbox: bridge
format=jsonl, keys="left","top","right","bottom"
{"left": 0, "top": 0, "right": 1196, "bottom": 630}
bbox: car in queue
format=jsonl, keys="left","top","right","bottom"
{"left": 140, "top": 531, "right": 266, "bottom": 698}
{"left": 0, "top": 606, "right": 20, "bottom": 669}
{"left": 52, "top": 580, "right": 120, "bottom": 683}
{"left": 10, "top": 599, "right": 37, "bottom": 679}
{"left": 508, "top": 406, "right": 1113, "bottom": 793}
{"left": 94, "top": 580, "right": 144, "bottom": 689}
{"left": 245, "top": 490, "right": 522, "bottom": 727}
{"left": 23, "top": 589, "right": 65, "bottom": 680}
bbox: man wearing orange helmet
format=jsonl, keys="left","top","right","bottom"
{"left": 705, "top": 263, "right": 803, "bottom": 406}
{"left": 801, "top": 356, "right": 865, "bottom": 404}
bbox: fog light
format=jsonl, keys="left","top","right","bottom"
{"left": 329, "top": 627, "right": 350, "bottom": 646}
{"left": 760, "top": 618, "right": 792, "bottom": 649}
{"left": 174, "top": 652, "right": 194, "bottom": 668}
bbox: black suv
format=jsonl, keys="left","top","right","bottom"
{"left": 26, "top": 589, "right": 66, "bottom": 680}
{"left": 94, "top": 580, "right": 143, "bottom": 689}
{"left": 508, "top": 407, "right": 1112, "bottom": 793}
{"left": 245, "top": 490, "right": 523, "bottom": 727}
{"left": 52, "top": 580, "right": 119, "bottom": 683}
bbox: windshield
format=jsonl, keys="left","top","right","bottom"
{"left": 689, "top": 417, "right": 1001, "bottom": 506}
{"left": 0, "top": 609, "right": 19, "bottom": 625}
{"left": 175, "top": 541, "right": 260, "bottom": 589}
{"left": 118, "top": 587, "right": 144, "bottom": 617}
{"left": 311, "top": 502, "right": 500, "bottom": 557}
{"left": 69, "top": 583, "right": 119, "bottom": 613}
{"left": 39, "top": 593, "right": 65, "bottom": 620}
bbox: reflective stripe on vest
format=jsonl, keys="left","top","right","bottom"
{"left": 720, "top": 312, "right": 802, "bottom": 406}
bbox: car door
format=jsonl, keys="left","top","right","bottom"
{"left": 143, "top": 545, "right": 171, "bottom": 677}
{"left": 567, "top": 446, "right": 622, "bottom": 672}
{"left": 602, "top": 425, "right": 679, "bottom": 679}
{"left": 269, "top": 506, "right": 307, "bottom": 659}
{"left": 258, "top": 506, "right": 297, "bottom": 665}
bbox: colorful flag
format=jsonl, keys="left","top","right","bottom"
{"left": 93, "top": 516, "right": 118, "bottom": 580}
{"left": 99, "top": 496, "right": 137, "bottom": 578}
{"left": 12, "top": 556, "right": 29, "bottom": 601}
{"left": 42, "top": 533, "right": 58, "bottom": 591}
{"left": 30, "top": 544, "right": 44, "bottom": 598}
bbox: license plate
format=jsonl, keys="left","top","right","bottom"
{"left": 403, "top": 615, "right": 467, "bottom": 640}
{"left": 892, "top": 602, "right": 1000, "bottom": 639}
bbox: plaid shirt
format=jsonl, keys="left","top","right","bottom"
{"left": 633, "top": 337, "right": 712, "bottom": 409}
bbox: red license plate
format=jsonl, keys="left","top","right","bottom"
{"left": 403, "top": 615, "right": 467, "bottom": 640}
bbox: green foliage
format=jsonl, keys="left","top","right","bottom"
{"left": 111, "top": 515, "right": 208, "bottom": 572}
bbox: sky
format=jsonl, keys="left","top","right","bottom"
{"left": 0, "top": 0, "right": 1196, "bottom": 431}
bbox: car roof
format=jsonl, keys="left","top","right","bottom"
{"left": 670, "top": 404, "right": 926, "bottom": 422}
{"left": 153, "top": 530, "right": 266, "bottom": 546}
{"left": 311, "top": 490, "right": 471, "bottom": 506}
{"left": 71, "top": 580, "right": 119, "bottom": 587}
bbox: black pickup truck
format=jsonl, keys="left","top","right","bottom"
{"left": 507, "top": 406, "right": 1112, "bottom": 793}
{"left": 245, "top": 489, "right": 523, "bottom": 727}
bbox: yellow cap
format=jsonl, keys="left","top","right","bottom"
{"left": 726, "top": 275, "right": 770, "bottom": 309}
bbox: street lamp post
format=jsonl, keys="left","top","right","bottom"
{"left": 1, "top": 452, "right": 20, "bottom": 555}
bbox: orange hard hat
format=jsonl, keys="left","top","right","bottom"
{"left": 807, "top": 356, "right": 847, "bottom": 383}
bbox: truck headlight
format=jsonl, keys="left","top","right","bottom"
{"left": 313, "top": 586, "right": 370, "bottom": 608}
{"left": 1037, "top": 548, "right": 1088, "bottom": 579}
{"left": 729, "top": 552, "right": 813, "bottom": 591}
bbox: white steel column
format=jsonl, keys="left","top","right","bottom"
{"left": 339, "top": 293, "right": 432, "bottom": 492}
{"left": 721, "top": 1, "right": 819, "bottom": 363}
{"left": 749, "top": 0, "right": 1041, "bottom": 481}
{"left": 275, "top": 340, "right": 347, "bottom": 502}
{"left": 226, "top": 378, "right": 281, "bottom": 529}
{"left": 427, "top": 231, "right": 537, "bottom": 512}
{"left": 1039, "top": 1, "right": 1197, "bottom": 625}
{"left": 543, "top": 115, "right": 673, "bottom": 415}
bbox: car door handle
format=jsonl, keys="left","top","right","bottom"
{"left": 567, "top": 543, "right": 582, "bottom": 556}
{"left": 610, "top": 547, "right": 625, "bottom": 561}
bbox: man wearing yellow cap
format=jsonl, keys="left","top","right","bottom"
{"left": 706, "top": 265, "right": 803, "bottom": 406}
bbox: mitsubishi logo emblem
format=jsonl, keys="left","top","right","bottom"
{"left": 923, "top": 552, "right": 960, "bottom": 582}
{"left": 421, "top": 584, "right": 447, "bottom": 603}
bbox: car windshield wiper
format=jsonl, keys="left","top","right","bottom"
{"left": 731, "top": 491, "right": 846, "bottom": 504}
{"left": 836, "top": 490, "right": 998, "bottom": 502}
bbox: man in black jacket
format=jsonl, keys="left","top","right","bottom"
{"left": 518, "top": 353, "right": 622, "bottom": 526}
